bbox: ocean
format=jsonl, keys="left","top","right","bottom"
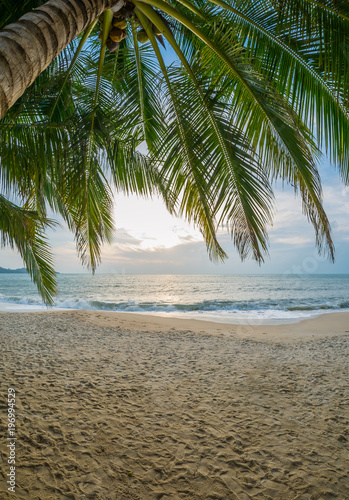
{"left": 0, "top": 273, "right": 348, "bottom": 324}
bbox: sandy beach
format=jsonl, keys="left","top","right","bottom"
{"left": 0, "top": 310, "right": 348, "bottom": 499}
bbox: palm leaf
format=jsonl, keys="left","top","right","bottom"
{"left": 0, "top": 195, "right": 57, "bottom": 304}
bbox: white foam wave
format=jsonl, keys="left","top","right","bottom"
{"left": 0, "top": 297, "right": 346, "bottom": 324}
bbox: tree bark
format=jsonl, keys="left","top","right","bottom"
{"left": 0, "top": 0, "right": 121, "bottom": 119}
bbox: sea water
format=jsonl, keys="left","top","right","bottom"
{"left": 0, "top": 273, "right": 348, "bottom": 324}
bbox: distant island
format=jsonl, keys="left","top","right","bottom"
{"left": 0, "top": 267, "right": 27, "bottom": 274}
{"left": 0, "top": 267, "right": 60, "bottom": 275}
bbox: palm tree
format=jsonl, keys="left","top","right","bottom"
{"left": 0, "top": 0, "right": 348, "bottom": 302}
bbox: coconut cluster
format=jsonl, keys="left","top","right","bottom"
{"left": 98, "top": 1, "right": 163, "bottom": 51}
{"left": 98, "top": 1, "right": 135, "bottom": 52}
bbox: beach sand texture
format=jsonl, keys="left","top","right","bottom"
{"left": 0, "top": 311, "right": 348, "bottom": 499}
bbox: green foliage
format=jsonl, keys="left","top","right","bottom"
{"left": 0, "top": 195, "right": 57, "bottom": 304}
{"left": 0, "top": 0, "right": 348, "bottom": 302}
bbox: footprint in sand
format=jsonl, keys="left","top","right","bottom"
{"left": 175, "top": 443, "right": 186, "bottom": 460}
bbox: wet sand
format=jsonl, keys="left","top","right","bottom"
{"left": 0, "top": 310, "right": 348, "bottom": 499}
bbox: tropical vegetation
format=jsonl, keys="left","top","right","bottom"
{"left": 0, "top": 0, "right": 348, "bottom": 303}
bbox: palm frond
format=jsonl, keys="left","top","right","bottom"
{"left": 1, "top": 0, "right": 348, "bottom": 302}
{"left": 0, "top": 195, "right": 57, "bottom": 304}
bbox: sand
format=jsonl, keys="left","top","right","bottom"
{"left": 0, "top": 310, "right": 348, "bottom": 499}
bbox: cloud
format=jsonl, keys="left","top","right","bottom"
{"left": 178, "top": 234, "right": 197, "bottom": 243}
{"left": 1, "top": 170, "right": 348, "bottom": 274}
{"left": 275, "top": 236, "right": 313, "bottom": 245}
{"left": 113, "top": 228, "right": 143, "bottom": 246}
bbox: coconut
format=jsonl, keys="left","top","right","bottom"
{"left": 113, "top": 12, "right": 126, "bottom": 21}
{"left": 122, "top": 7, "right": 134, "bottom": 17}
{"left": 107, "top": 39, "right": 119, "bottom": 52}
{"left": 137, "top": 30, "right": 149, "bottom": 43}
{"left": 120, "top": 2, "right": 135, "bottom": 17}
{"left": 113, "top": 19, "right": 127, "bottom": 29}
{"left": 109, "top": 27, "right": 126, "bottom": 42}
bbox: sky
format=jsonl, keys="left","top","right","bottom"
{"left": 1, "top": 160, "right": 348, "bottom": 275}
{"left": 1, "top": 23, "right": 348, "bottom": 276}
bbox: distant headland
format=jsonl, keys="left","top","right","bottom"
{"left": 0, "top": 267, "right": 27, "bottom": 274}
{"left": 0, "top": 267, "right": 60, "bottom": 275}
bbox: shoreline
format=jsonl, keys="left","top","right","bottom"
{"left": 69, "top": 309, "right": 349, "bottom": 343}
{"left": 0, "top": 309, "right": 348, "bottom": 498}
{"left": 1, "top": 308, "right": 349, "bottom": 341}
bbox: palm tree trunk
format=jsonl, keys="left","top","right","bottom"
{"left": 0, "top": 0, "right": 122, "bottom": 119}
